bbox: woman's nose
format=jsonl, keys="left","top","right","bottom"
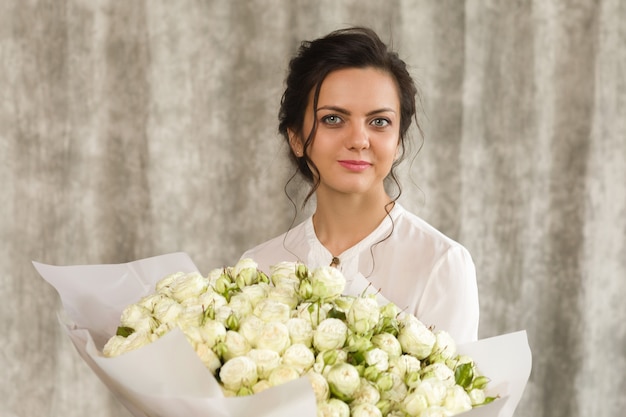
{"left": 346, "top": 123, "right": 370, "bottom": 150}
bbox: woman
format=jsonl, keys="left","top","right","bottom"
{"left": 242, "top": 27, "right": 479, "bottom": 344}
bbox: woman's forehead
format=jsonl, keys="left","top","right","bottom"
{"left": 312, "top": 67, "right": 401, "bottom": 112}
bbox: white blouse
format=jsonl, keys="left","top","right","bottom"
{"left": 241, "top": 203, "right": 479, "bottom": 344}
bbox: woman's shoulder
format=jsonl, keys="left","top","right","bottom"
{"left": 393, "top": 204, "right": 470, "bottom": 255}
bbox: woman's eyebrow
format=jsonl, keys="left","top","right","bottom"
{"left": 316, "top": 105, "right": 397, "bottom": 116}
{"left": 366, "top": 107, "right": 397, "bottom": 116}
{"left": 317, "top": 105, "right": 350, "bottom": 115}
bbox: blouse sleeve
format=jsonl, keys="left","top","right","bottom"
{"left": 416, "top": 246, "right": 479, "bottom": 344}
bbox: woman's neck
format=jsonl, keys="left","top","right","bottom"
{"left": 312, "top": 190, "right": 394, "bottom": 257}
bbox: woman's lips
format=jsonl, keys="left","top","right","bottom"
{"left": 338, "top": 160, "right": 372, "bottom": 172}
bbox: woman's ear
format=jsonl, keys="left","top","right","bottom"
{"left": 288, "top": 129, "right": 303, "bottom": 157}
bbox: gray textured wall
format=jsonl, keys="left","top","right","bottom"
{"left": 2, "top": 1, "right": 625, "bottom": 416}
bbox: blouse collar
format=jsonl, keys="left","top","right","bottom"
{"left": 304, "top": 203, "right": 403, "bottom": 270}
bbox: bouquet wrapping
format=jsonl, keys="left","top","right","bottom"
{"left": 34, "top": 252, "right": 531, "bottom": 417}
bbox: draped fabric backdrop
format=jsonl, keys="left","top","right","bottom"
{"left": 1, "top": 1, "right": 624, "bottom": 416}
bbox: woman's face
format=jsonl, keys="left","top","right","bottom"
{"left": 294, "top": 67, "right": 401, "bottom": 198}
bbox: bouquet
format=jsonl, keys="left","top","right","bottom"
{"left": 103, "top": 258, "right": 494, "bottom": 416}
{"left": 34, "top": 252, "right": 531, "bottom": 417}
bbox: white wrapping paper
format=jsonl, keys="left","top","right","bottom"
{"left": 34, "top": 252, "right": 532, "bottom": 417}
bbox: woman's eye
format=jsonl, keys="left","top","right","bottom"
{"left": 371, "top": 118, "right": 390, "bottom": 127}
{"left": 322, "top": 115, "right": 342, "bottom": 125}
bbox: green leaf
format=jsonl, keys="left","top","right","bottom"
{"left": 258, "top": 270, "right": 270, "bottom": 284}
{"left": 328, "top": 307, "right": 346, "bottom": 321}
{"left": 454, "top": 362, "right": 474, "bottom": 388}
{"left": 116, "top": 326, "right": 135, "bottom": 337}
{"left": 471, "top": 375, "right": 490, "bottom": 390}
{"left": 350, "top": 350, "right": 366, "bottom": 365}
{"left": 482, "top": 395, "right": 499, "bottom": 405}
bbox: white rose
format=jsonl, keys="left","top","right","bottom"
{"left": 153, "top": 321, "right": 174, "bottom": 337}
{"left": 310, "top": 266, "right": 346, "bottom": 301}
{"left": 314, "top": 349, "right": 347, "bottom": 376}
{"left": 127, "top": 331, "right": 156, "bottom": 349}
{"left": 268, "top": 364, "right": 301, "bottom": 387}
{"left": 268, "top": 285, "right": 299, "bottom": 310}
{"left": 169, "top": 271, "right": 209, "bottom": 303}
{"left": 421, "top": 362, "right": 456, "bottom": 387}
{"left": 379, "top": 373, "right": 407, "bottom": 403}
{"left": 238, "top": 315, "right": 265, "bottom": 347}
{"left": 387, "top": 355, "right": 407, "bottom": 379}
{"left": 256, "top": 322, "right": 291, "bottom": 354}
{"left": 120, "top": 304, "right": 158, "bottom": 333}
{"left": 364, "top": 348, "right": 389, "bottom": 372}
{"left": 402, "top": 391, "right": 429, "bottom": 416}
{"left": 155, "top": 271, "right": 185, "bottom": 294}
{"left": 104, "top": 331, "right": 154, "bottom": 357}
{"left": 196, "top": 320, "right": 227, "bottom": 348}
{"left": 137, "top": 292, "right": 167, "bottom": 311}
{"left": 305, "top": 370, "right": 330, "bottom": 402}
{"left": 194, "top": 342, "right": 222, "bottom": 374}
{"left": 222, "top": 330, "right": 251, "bottom": 361}
{"left": 228, "top": 293, "right": 253, "bottom": 321}
{"left": 347, "top": 296, "right": 380, "bottom": 334}
{"left": 333, "top": 295, "right": 355, "bottom": 313}
{"left": 241, "top": 282, "right": 270, "bottom": 307}
{"left": 246, "top": 348, "right": 281, "bottom": 379}
{"left": 174, "top": 304, "right": 204, "bottom": 330}
{"left": 469, "top": 388, "right": 486, "bottom": 405}
{"left": 206, "top": 267, "right": 225, "bottom": 287}
{"left": 183, "top": 325, "right": 206, "bottom": 347}
{"left": 295, "top": 302, "right": 328, "bottom": 328}
{"left": 252, "top": 379, "right": 272, "bottom": 394}
{"left": 313, "top": 318, "right": 348, "bottom": 351}
{"left": 219, "top": 355, "right": 258, "bottom": 391}
{"left": 282, "top": 343, "right": 315, "bottom": 374}
{"left": 352, "top": 378, "right": 381, "bottom": 405}
{"left": 432, "top": 330, "right": 457, "bottom": 361}
{"left": 179, "top": 295, "right": 202, "bottom": 308}
{"left": 253, "top": 298, "right": 291, "bottom": 323}
{"left": 234, "top": 258, "right": 262, "bottom": 289}
{"left": 379, "top": 302, "right": 399, "bottom": 319}
{"left": 443, "top": 385, "right": 473, "bottom": 415}
{"left": 270, "top": 261, "right": 301, "bottom": 289}
{"left": 151, "top": 295, "right": 184, "bottom": 324}
{"left": 346, "top": 333, "right": 374, "bottom": 353}
{"left": 214, "top": 305, "right": 234, "bottom": 326}
{"left": 419, "top": 406, "right": 447, "bottom": 417}
{"left": 286, "top": 317, "right": 314, "bottom": 347}
{"left": 350, "top": 402, "right": 383, "bottom": 417}
{"left": 397, "top": 311, "right": 420, "bottom": 327}
{"left": 326, "top": 363, "right": 361, "bottom": 401}
{"left": 371, "top": 333, "right": 402, "bottom": 358}
{"left": 414, "top": 379, "right": 448, "bottom": 406}
{"left": 317, "top": 399, "right": 350, "bottom": 417}
{"left": 397, "top": 321, "right": 436, "bottom": 359}
{"left": 102, "top": 335, "right": 127, "bottom": 357}
{"left": 197, "top": 289, "right": 228, "bottom": 312}
{"left": 232, "top": 258, "right": 258, "bottom": 278}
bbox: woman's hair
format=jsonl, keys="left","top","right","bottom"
{"left": 279, "top": 26, "right": 422, "bottom": 206}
